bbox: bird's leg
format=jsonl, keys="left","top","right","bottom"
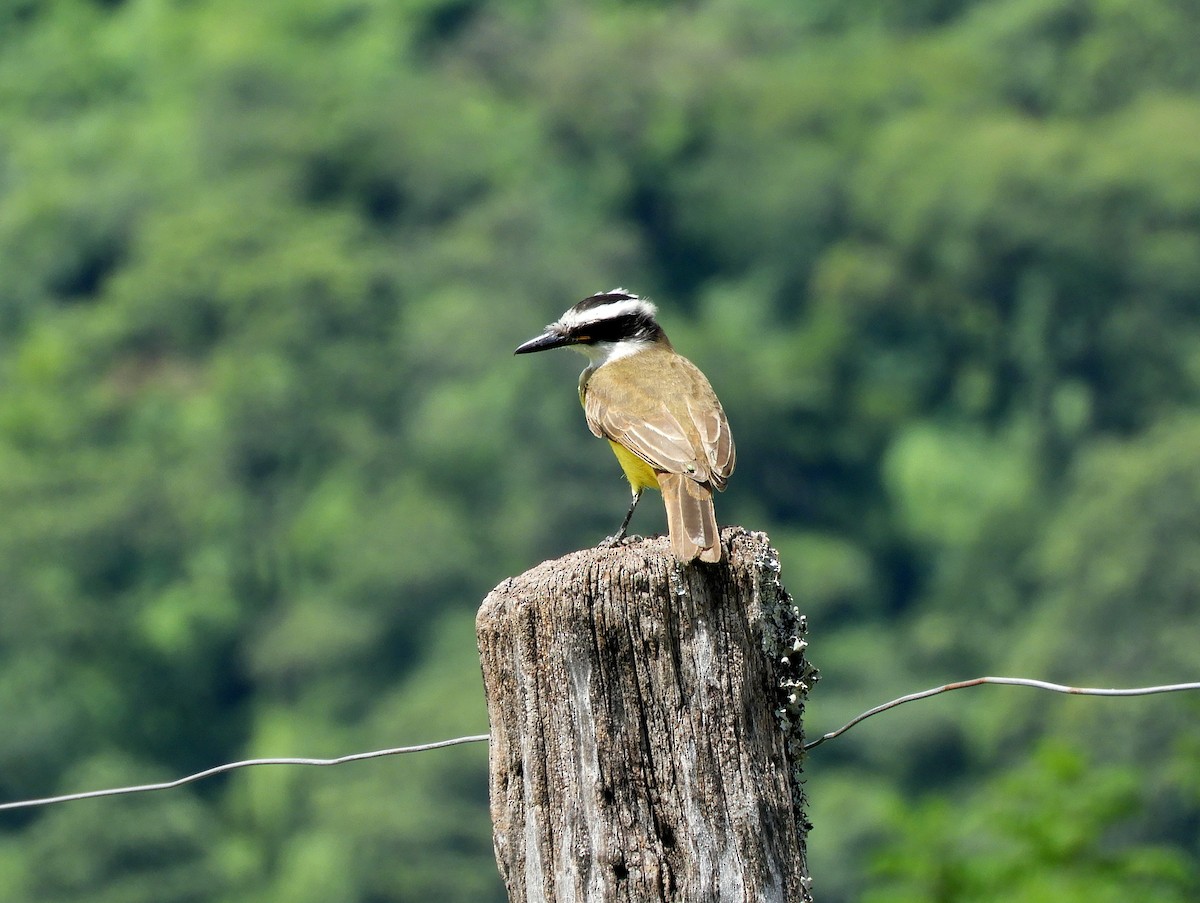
{"left": 615, "top": 488, "right": 642, "bottom": 540}
{"left": 600, "top": 489, "right": 643, "bottom": 547}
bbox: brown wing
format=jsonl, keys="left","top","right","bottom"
{"left": 590, "top": 396, "right": 700, "bottom": 474}
{"left": 583, "top": 350, "right": 735, "bottom": 490}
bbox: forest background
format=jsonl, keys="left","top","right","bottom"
{"left": 2, "top": 0, "right": 1199, "bottom": 900}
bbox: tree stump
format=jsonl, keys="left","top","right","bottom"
{"left": 476, "top": 527, "right": 816, "bottom": 902}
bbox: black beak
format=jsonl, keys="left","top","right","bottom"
{"left": 514, "top": 329, "right": 575, "bottom": 354}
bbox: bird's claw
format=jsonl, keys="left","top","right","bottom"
{"left": 598, "top": 533, "right": 643, "bottom": 549}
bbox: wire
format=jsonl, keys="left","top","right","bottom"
{"left": 802, "top": 677, "right": 1200, "bottom": 751}
{"left": 0, "top": 734, "right": 490, "bottom": 813}
{"left": 3, "top": 676, "right": 1198, "bottom": 812}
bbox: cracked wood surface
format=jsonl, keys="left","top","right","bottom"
{"left": 477, "top": 527, "right": 814, "bottom": 902}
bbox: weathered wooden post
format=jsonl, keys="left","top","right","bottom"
{"left": 477, "top": 527, "right": 816, "bottom": 902}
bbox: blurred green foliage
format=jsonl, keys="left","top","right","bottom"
{"left": 1, "top": 0, "right": 1199, "bottom": 900}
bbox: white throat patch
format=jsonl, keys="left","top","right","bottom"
{"left": 570, "top": 337, "right": 654, "bottom": 367}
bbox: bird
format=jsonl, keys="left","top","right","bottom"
{"left": 515, "top": 289, "right": 735, "bottom": 563}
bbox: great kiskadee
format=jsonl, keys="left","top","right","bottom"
{"left": 515, "top": 289, "right": 735, "bottom": 563}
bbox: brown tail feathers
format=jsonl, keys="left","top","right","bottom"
{"left": 659, "top": 472, "right": 721, "bottom": 563}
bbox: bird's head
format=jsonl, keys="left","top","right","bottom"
{"left": 514, "top": 289, "right": 667, "bottom": 364}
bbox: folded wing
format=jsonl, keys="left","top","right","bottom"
{"left": 584, "top": 354, "right": 735, "bottom": 490}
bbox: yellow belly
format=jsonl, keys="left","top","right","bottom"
{"left": 609, "top": 440, "right": 660, "bottom": 493}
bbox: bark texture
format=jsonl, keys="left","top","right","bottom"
{"left": 477, "top": 527, "right": 816, "bottom": 902}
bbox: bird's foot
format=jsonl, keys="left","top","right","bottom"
{"left": 598, "top": 533, "right": 643, "bottom": 549}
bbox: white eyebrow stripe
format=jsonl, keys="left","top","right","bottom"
{"left": 556, "top": 297, "right": 658, "bottom": 330}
